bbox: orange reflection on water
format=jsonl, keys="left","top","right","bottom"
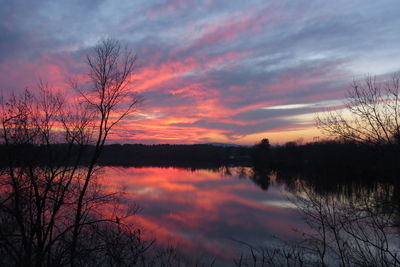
{"left": 101, "top": 166, "right": 301, "bottom": 261}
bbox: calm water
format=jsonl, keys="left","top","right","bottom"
{"left": 102, "top": 166, "right": 305, "bottom": 264}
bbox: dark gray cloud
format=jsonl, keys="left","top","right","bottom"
{"left": 172, "top": 118, "right": 297, "bottom": 136}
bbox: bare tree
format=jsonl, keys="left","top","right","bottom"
{"left": 0, "top": 39, "right": 144, "bottom": 267}
{"left": 70, "top": 38, "right": 143, "bottom": 266}
{"left": 232, "top": 180, "right": 400, "bottom": 267}
{"left": 291, "top": 181, "right": 400, "bottom": 266}
{"left": 0, "top": 86, "right": 97, "bottom": 266}
{"left": 316, "top": 73, "right": 400, "bottom": 144}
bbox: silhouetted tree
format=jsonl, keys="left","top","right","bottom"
{"left": 235, "top": 181, "right": 400, "bottom": 266}
{"left": 0, "top": 39, "right": 144, "bottom": 267}
{"left": 259, "top": 138, "right": 270, "bottom": 149}
{"left": 317, "top": 73, "right": 400, "bottom": 145}
{"left": 252, "top": 138, "right": 271, "bottom": 166}
{"left": 70, "top": 38, "right": 142, "bottom": 266}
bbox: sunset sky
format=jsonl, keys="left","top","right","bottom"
{"left": 1, "top": 0, "right": 399, "bottom": 145}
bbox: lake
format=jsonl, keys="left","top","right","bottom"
{"left": 99, "top": 165, "right": 400, "bottom": 266}
{"left": 101, "top": 166, "right": 307, "bottom": 265}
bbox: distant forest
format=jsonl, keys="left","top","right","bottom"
{"left": 2, "top": 140, "right": 397, "bottom": 181}
{"left": 100, "top": 142, "right": 399, "bottom": 176}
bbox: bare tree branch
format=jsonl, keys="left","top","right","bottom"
{"left": 316, "top": 73, "right": 400, "bottom": 145}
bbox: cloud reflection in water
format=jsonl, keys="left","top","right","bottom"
{"left": 102, "top": 166, "right": 304, "bottom": 262}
